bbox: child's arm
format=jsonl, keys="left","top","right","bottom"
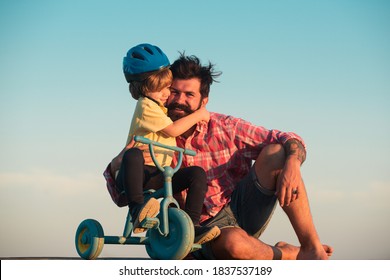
{"left": 161, "top": 107, "right": 209, "bottom": 137}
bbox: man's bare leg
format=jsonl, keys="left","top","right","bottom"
{"left": 212, "top": 227, "right": 300, "bottom": 260}
{"left": 209, "top": 144, "right": 332, "bottom": 260}
{"left": 254, "top": 144, "right": 330, "bottom": 260}
{"left": 211, "top": 227, "right": 333, "bottom": 260}
{"left": 276, "top": 241, "right": 333, "bottom": 259}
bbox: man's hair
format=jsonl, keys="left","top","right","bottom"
{"left": 170, "top": 53, "right": 222, "bottom": 98}
{"left": 129, "top": 67, "right": 172, "bottom": 100}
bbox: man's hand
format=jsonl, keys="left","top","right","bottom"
{"left": 275, "top": 157, "right": 302, "bottom": 207}
{"left": 276, "top": 139, "right": 306, "bottom": 207}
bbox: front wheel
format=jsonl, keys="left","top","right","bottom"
{"left": 146, "top": 208, "right": 194, "bottom": 259}
{"left": 75, "top": 219, "right": 104, "bottom": 260}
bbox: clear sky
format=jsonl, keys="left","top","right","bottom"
{"left": 0, "top": 0, "right": 389, "bottom": 259}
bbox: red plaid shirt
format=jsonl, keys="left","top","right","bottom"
{"left": 173, "top": 112, "right": 306, "bottom": 223}
{"left": 103, "top": 112, "right": 305, "bottom": 222}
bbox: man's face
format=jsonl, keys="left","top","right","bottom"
{"left": 167, "top": 78, "right": 208, "bottom": 121}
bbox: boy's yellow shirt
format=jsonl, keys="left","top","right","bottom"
{"left": 126, "top": 97, "right": 176, "bottom": 167}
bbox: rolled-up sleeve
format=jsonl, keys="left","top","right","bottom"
{"left": 233, "top": 117, "right": 306, "bottom": 151}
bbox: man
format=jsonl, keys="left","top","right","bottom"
{"left": 165, "top": 53, "right": 332, "bottom": 259}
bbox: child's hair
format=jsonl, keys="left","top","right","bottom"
{"left": 129, "top": 67, "right": 173, "bottom": 100}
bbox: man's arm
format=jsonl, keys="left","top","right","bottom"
{"left": 283, "top": 139, "right": 306, "bottom": 164}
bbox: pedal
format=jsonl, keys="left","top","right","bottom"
{"left": 139, "top": 217, "right": 159, "bottom": 229}
{"left": 190, "top": 243, "right": 202, "bottom": 252}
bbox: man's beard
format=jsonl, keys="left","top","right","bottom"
{"left": 167, "top": 101, "right": 202, "bottom": 121}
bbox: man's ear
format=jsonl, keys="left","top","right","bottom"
{"left": 201, "top": 97, "right": 209, "bottom": 107}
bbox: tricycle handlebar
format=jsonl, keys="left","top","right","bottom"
{"left": 134, "top": 136, "right": 196, "bottom": 157}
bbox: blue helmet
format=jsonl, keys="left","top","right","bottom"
{"left": 123, "top": 43, "right": 170, "bottom": 82}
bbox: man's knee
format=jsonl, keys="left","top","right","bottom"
{"left": 259, "top": 144, "right": 285, "bottom": 167}
{"left": 254, "top": 144, "right": 286, "bottom": 190}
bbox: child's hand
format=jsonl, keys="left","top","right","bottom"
{"left": 198, "top": 107, "right": 210, "bottom": 122}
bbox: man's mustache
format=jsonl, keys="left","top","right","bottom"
{"left": 167, "top": 103, "right": 193, "bottom": 114}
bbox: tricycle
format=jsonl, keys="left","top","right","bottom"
{"left": 75, "top": 136, "right": 200, "bottom": 260}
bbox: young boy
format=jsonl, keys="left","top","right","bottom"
{"left": 105, "top": 43, "right": 220, "bottom": 245}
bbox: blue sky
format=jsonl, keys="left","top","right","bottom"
{"left": 0, "top": 0, "right": 389, "bottom": 259}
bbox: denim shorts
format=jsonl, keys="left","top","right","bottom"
{"left": 193, "top": 166, "right": 277, "bottom": 259}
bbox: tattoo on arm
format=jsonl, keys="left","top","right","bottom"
{"left": 284, "top": 139, "right": 306, "bottom": 164}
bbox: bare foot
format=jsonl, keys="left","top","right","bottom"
{"left": 297, "top": 244, "right": 333, "bottom": 260}
{"left": 275, "top": 241, "right": 300, "bottom": 260}
{"left": 275, "top": 242, "right": 333, "bottom": 260}
{"left": 323, "top": 245, "right": 333, "bottom": 257}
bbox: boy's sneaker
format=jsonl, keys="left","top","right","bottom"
{"left": 194, "top": 225, "right": 221, "bottom": 245}
{"left": 132, "top": 198, "right": 160, "bottom": 234}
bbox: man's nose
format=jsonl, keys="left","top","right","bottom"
{"left": 174, "top": 92, "right": 186, "bottom": 103}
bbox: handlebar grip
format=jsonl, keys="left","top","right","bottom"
{"left": 134, "top": 135, "right": 196, "bottom": 157}
{"left": 184, "top": 149, "right": 196, "bottom": 156}
{"left": 134, "top": 135, "right": 152, "bottom": 145}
